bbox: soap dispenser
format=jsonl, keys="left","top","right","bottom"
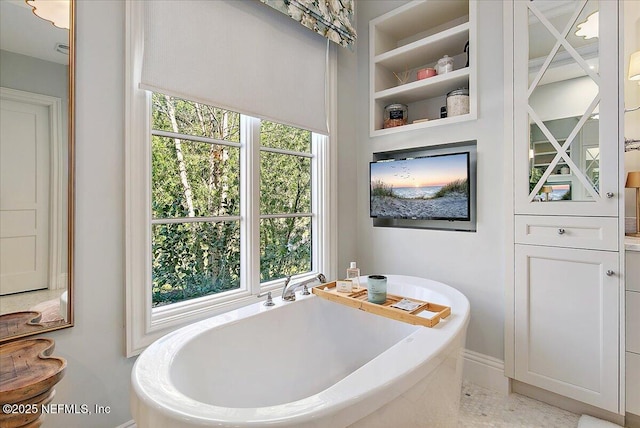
{"left": 346, "top": 262, "right": 361, "bottom": 290}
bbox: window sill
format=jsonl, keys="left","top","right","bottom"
{"left": 149, "top": 278, "right": 298, "bottom": 332}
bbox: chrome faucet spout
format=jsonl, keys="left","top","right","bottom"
{"left": 282, "top": 273, "right": 326, "bottom": 301}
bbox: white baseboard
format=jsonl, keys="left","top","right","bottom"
{"left": 115, "top": 421, "right": 136, "bottom": 428}
{"left": 462, "top": 348, "right": 510, "bottom": 395}
{"left": 56, "top": 272, "right": 68, "bottom": 290}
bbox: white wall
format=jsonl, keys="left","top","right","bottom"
{"left": 36, "top": 1, "right": 134, "bottom": 427}
{"left": 350, "top": 0, "right": 506, "bottom": 360}
{"left": 0, "top": 50, "right": 68, "bottom": 101}
{"left": 336, "top": 32, "right": 359, "bottom": 273}
{"left": 529, "top": 76, "right": 598, "bottom": 122}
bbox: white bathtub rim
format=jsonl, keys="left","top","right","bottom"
{"left": 132, "top": 325, "right": 467, "bottom": 427}
{"left": 131, "top": 275, "right": 470, "bottom": 427}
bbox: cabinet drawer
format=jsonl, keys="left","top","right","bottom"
{"left": 628, "top": 351, "right": 640, "bottom": 415}
{"left": 628, "top": 291, "right": 640, "bottom": 354}
{"left": 515, "top": 216, "right": 618, "bottom": 251}
{"left": 627, "top": 252, "right": 640, "bottom": 292}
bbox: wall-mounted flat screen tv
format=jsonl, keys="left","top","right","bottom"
{"left": 370, "top": 141, "right": 477, "bottom": 232}
{"left": 370, "top": 152, "right": 470, "bottom": 220}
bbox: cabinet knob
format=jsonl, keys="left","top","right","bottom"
{"left": 606, "top": 192, "right": 614, "bottom": 198}
{"left": 558, "top": 228, "right": 565, "bottom": 235}
{"left": 606, "top": 270, "right": 615, "bottom": 277}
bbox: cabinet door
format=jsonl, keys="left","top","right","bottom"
{"left": 515, "top": 245, "right": 619, "bottom": 412}
{"left": 513, "top": 0, "right": 619, "bottom": 216}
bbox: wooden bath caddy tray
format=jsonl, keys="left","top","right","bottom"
{"left": 311, "top": 282, "right": 451, "bottom": 327}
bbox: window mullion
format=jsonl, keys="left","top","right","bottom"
{"left": 241, "top": 116, "right": 261, "bottom": 295}
{"left": 312, "top": 133, "right": 333, "bottom": 281}
{"left": 311, "top": 133, "right": 321, "bottom": 278}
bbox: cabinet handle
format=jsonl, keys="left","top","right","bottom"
{"left": 606, "top": 270, "right": 615, "bottom": 277}
{"left": 558, "top": 228, "right": 565, "bottom": 235}
{"left": 606, "top": 192, "right": 614, "bottom": 198}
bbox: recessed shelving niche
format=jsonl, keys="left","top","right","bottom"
{"left": 370, "top": 0, "right": 477, "bottom": 137}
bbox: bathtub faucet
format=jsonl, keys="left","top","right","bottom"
{"left": 282, "top": 273, "right": 326, "bottom": 301}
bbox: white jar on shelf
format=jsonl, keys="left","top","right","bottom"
{"left": 446, "top": 88, "right": 469, "bottom": 116}
{"left": 436, "top": 55, "right": 454, "bottom": 74}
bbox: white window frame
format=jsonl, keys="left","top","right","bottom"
{"left": 125, "top": 1, "right": 337, "bottom": 357}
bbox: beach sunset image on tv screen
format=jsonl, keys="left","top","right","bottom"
{"left": 370, "top": 152, "right": 469, "bottom": 220}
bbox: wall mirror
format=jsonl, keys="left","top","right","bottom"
{"left": 526, "top": 0, "right": 602, "bottom": 203}
{"left": 0, "top": 0, "right": 74, "bottom": 342}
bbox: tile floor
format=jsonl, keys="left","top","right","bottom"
{"left": 459, "top": 381, "right": 581, "bottom": 427}
{"left": 0, "top": 288, "right": 65, "bottom": 315}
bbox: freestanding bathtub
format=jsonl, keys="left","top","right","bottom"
{"left": 131, "top": 275, "right": 470, "bottom": 428}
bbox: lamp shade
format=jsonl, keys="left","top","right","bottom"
{"left": 630, "top": 51, "right": 640, "bottom": 81}
{"left": 626, "top": 171, "right": 640, "bottom": 189}
{"left": 541, "top": 185, "right": 553, "bottom": 193}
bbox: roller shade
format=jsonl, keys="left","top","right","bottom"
{"left": 141, "top": 0, "right": 328, "bottom": 135}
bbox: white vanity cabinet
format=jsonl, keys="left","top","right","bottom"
{"left": 627, "top": 249, "right": 640, "bottom": 416}
{"left": 514, "top": 245, "right": 620, "bottom": 411}
{"left": 507, "top": 0, "right": 623, "bottom": 414}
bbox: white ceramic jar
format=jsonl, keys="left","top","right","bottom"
{"left": 436, "top": 55, "right": 454, "bottom": 74}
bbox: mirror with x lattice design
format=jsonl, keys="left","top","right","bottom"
{"left": 526, "top": 0, "right": 603, "bottom": 203}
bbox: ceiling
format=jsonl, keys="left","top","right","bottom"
{"left": 528, "top": 0, "right": 599, "bottom": 86}
{"left": 0, "top": 0, "right": 69, "bottom": 65}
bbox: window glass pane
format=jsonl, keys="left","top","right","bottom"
{"left": 152, "top": 136, "right": 240, "bottom": 218}
{"left": 152, "top": 93, "right": 240, "bottom": 142}
{"left": 260, "top": 120, "right": 311, "bottom": 153}
{"left": 152, "top": 221, "right": 240, "bottom": 307}
{"left": 260, "top": 152, "right": 311, "bottom": 214}
{"left": 260, "top": 217, "right": 311, "bottom": 283}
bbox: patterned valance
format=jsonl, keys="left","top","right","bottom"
{"left": 260, "top": 0, "right": 357, "bottom": 48}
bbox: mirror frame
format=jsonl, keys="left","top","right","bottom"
{"left": 0, "top": 0, "right": 75, "bottom": 343}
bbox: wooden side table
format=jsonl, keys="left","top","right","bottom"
{"left": 0, "top": 338, "right": 66, "bottom": 428}
{"left": 0, "top": 312, "right": 44, "bottom": 339}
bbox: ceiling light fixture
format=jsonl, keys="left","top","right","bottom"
{"left": 25, "top": 0, "right": 70, "bottom": 30}
{"left": 575, "top": 11, "right": 598, "bottom": 40}
{"left": 55, "top": 42, "right": 69, "bottom": 55}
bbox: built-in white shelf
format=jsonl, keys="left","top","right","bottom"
{"left": 374, "top": 23, "right": 470, "bottom": 73}
{"left": 369, "top": 0, "right": 476, "bottom": 137}
{"left": 374, "top": 68, "right": 470, "bottom": 105}
{"left": 370, "top": 113, "right": 475, "bottom": 137}
{"left": 372, "top": 0, "right": 469, "bottom": 52}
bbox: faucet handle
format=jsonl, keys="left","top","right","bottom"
{"left": 302, "top": 285, "right": 311, "bottom": 295}
{"left": 257, "top": 291, "right": 275, "bottom": 306}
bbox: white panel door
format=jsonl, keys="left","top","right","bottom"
{"left": 515, "top": 244, "right": 619, "bottom": 412}
{"left": 0, "top": 97, "right": 50, "bottom": 295}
